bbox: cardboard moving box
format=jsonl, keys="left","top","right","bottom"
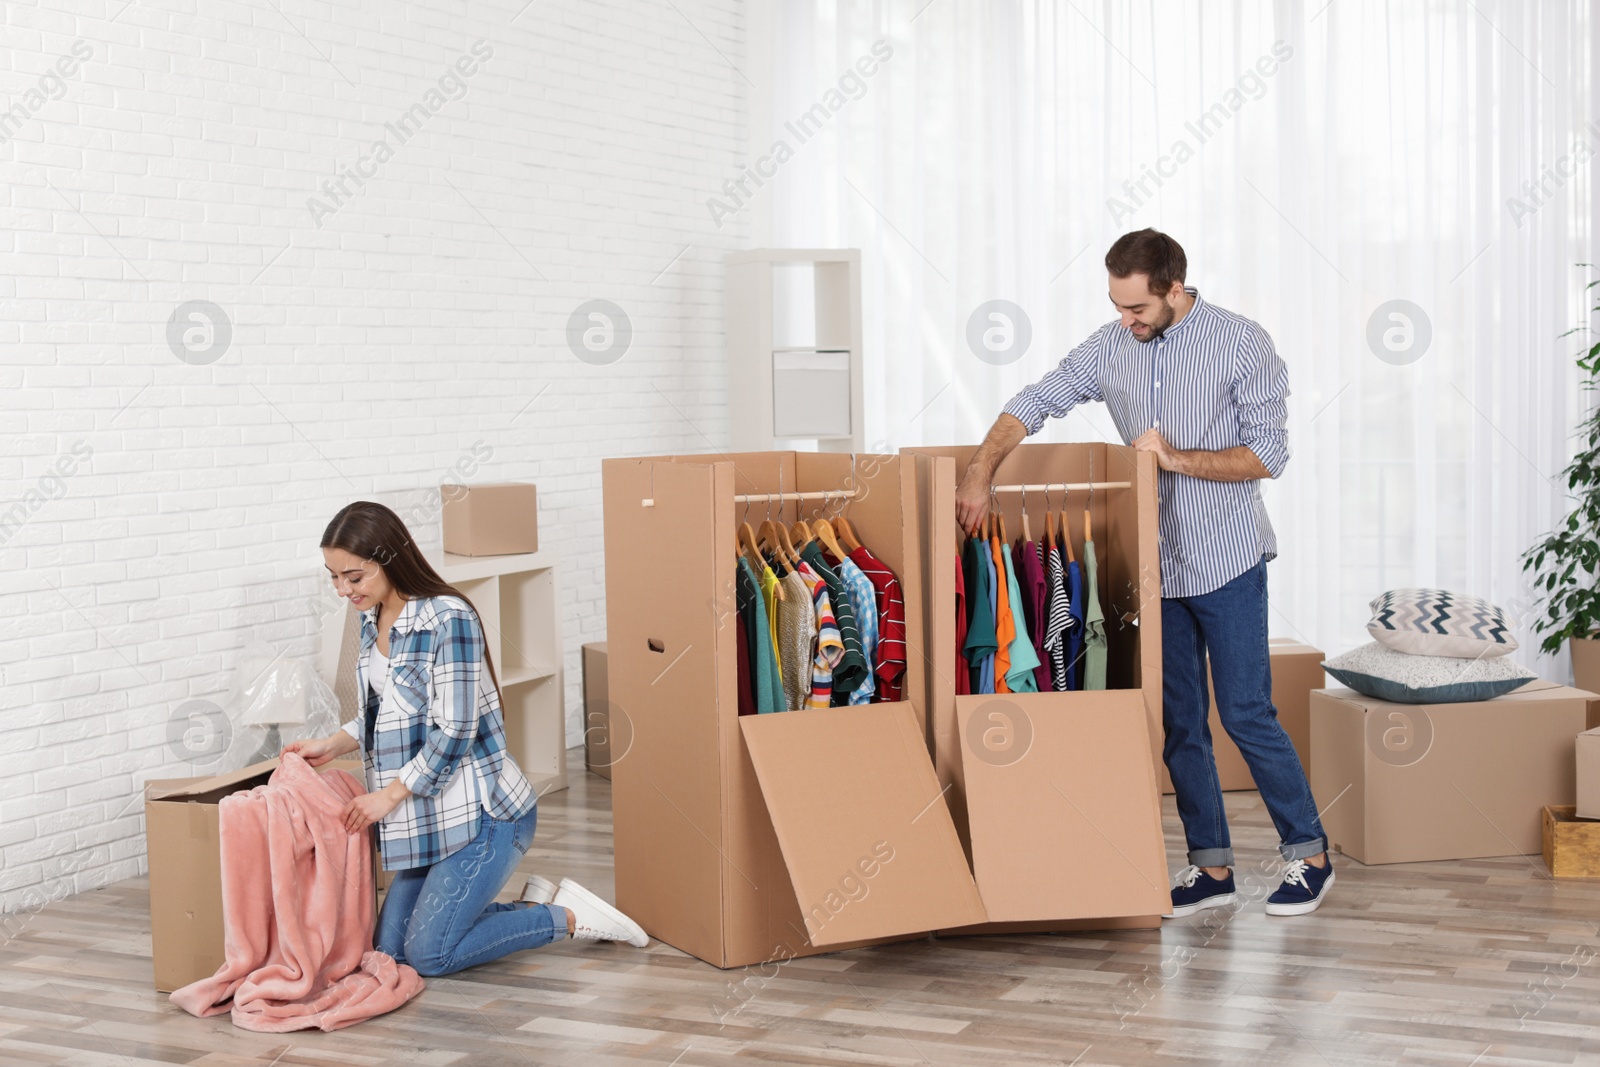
{"left": 145, "top": 756, "right": 379, "bottom": 993}
{"left": 904, "top": 442, "right": 1169, "bottom": 934}
{"left": 1311, "top": 680, "right": 1600, "bottom": 865}
{"left": 582, "top": 642, "right": 613, "bottom": 779}
{"left": 1159, "top": 639, "right": 1326, "bottom": 794}
{"left": 603, "top": 451, "right": 988, "bottom": 969}
{"left": 441, "top": 482, "right": 539, "bottom": 556}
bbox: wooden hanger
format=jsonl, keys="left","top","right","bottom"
{"left": 812, "top": 518, "right": 848, "bottom": 563}
{"left": 791, "top": 519, "right": 813, "bottom": 548}
{"left": 1021, "top": 489, "right": 1033, "bottom": 545}
{"left": 758, "top": 518, "right": 791, "bottom": 568}
{"left": 1045, "top": 485, "right": 1057, "bottom": 546}
{"left": 835, "top": 514, "right": 863, "bottom": 553}
{"left": 1083, "top": 507, "right": 1093, "bottom": 545}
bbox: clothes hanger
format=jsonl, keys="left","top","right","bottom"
{"left": 1021, "top": 485, "right": 1033, "bottom": 545}
{"left": 739, "top": 495, "right": 764, "bottom": 570}
{"left": 991, "top": 486, "right": 1007, "bottom": 544}
{"left": 1084, "top": 450, "right": 1094, "bottom": 546}
{"left": 1061, "top": 481, "right": 1076, "bottom": 563}
{"left": 834, "top": 455, "right": 865, "bottom": 553}
{"left": 1044, "top": 481, "right": 1057, "bottom": 546}
{"left": 811, "top": 512, "right": 849, "bottom": 563}
{"left": 758, "top": 475, "right": 795, "bottom": 568}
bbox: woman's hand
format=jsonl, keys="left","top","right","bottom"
{"left": 284, "top": 731, "right": 357, "bottom": 767}
{"left": 343, "top": 780, "right": 410, "bottom": 834}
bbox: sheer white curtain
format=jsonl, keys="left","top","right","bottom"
{"left": 753, "top": 0, "right": 1598, "bottom": 674}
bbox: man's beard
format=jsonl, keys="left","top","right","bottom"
{"left": 1132, "top": 298, "right": 1177, "bottom": 343}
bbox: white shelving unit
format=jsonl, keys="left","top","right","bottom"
{"left": 322, "top": 549, "right": 568, "bottom": 798}
{"left": 726, "top": 248, "right": 864, "bottom": 452}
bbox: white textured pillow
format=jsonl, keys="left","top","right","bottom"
{"left": 1366, "top": 588, "right": 1518, "bottom": 659}
{"left": 1324, "top": 642, "right": 1535, "bottom": 704}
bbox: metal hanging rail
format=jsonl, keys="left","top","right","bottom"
{"left": 990, "top": 481, "right": 1132, "bottom": 493}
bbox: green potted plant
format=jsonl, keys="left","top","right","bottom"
{"left": 1522, "top": 271, "right": 1600, "bottom": 691}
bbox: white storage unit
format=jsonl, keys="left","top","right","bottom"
{"left": 726, "top": 248, "right": 864, "bottom": 452}
{"left": 322, "top": 550, "right": 568, "bottom": 797}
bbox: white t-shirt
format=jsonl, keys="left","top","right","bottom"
{"left": 366, "top": 643, "right": 389, "bottom": 699}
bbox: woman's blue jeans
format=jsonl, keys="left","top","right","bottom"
{"left": 1161, "top": 558, "right": 1327, "bottom": 868}
{"left": 375, "top": 805, "right": 563, "bottom": 976}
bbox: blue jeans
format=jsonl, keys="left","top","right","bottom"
{"left": 1161, "top": 558, "right": 1326, "bottom": 867}
{"left": 375, "top": 805, "right": 563, "bottom": 976}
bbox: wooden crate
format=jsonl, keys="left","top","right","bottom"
{"left": 1542, "top": 806, "right": 1600, "bottom": 878}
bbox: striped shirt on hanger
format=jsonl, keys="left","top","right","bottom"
{"left": 1002, "top": 288, "right": 1290, "bottom": 598}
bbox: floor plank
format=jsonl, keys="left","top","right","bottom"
{"left": 3, "top": 749, "right": 1599, "bottom": 1066}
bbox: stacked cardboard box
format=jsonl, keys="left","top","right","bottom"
{"left": 1311, "top": 680, "right": 1600, "bottom": 865}
{"left": 1578, "top": 727, "right": 1600, "bottom": 820}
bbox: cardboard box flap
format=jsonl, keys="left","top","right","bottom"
{"left": 739, "top": 705, "right": 988, "bottom": 946}
{"left": 145, "top": 758, "right": 281, "bottom": 802}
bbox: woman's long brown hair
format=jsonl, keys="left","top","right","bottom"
{"left": 320, "top": 500, "right": 503, "bottom": 704}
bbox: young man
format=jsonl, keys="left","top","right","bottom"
{"left": 954, "top": 228, "right": 1332, "bottom": 918}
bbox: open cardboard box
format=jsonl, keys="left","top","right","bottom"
{"left": 602, "top": 451, "right": 990, "bottom": 968}
{"left": 1311, "top": 679, "right": 1600, "bottom": 865}
{"left": 904, "top": 443, "right": 1169, "bottom": 934}
{"left": 145, "top": 755, "right": 380, "bottom": 992}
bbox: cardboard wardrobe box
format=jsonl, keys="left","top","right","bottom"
{"left": 582, "top": 642, "right": 613, "bottom": 779}
{"left": 1310, "top": 680, "right": 1600, "bottom": 865}
{"left": 146, "top": 756, "right": 381, "bottom": 993}
{"left": 441, "top": 482, "right": 539, "bottom": 556}
{"left": 1577, "top": 727, "right": 1600, "bottom": 820}
{"left": 1158, "top": 639, "right": 1326, "bottom": 794}
{"left": 603, "top": 451, "right": 991, "bottom": 969}
{"left": 903, "top": 442, "right": 1169, "bottom": 934}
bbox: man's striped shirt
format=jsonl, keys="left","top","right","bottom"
{"left": 1002, "top": 288, "right": 1290, "bottom": 598}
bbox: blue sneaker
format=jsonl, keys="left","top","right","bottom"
{"left": 1166, "top": 865, "right": 1236, "bottom": 918}
{"left": 1265, "top": 858, "right": 1334, "bottom": 916}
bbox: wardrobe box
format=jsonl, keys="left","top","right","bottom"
{"left": 1577, "top": 727, "right": 1600, "bottom": 820}
{"left": 145, "top": 756, "right": 382, "bottom": 993}
{"left": 582, "top": 642, "right": 613, "bottom": 779}
{"left": 604, "top": 451, "right": 992, "bottom": 969}
{"left": 904, "top": 442, "right": 1170, "bottom": 937}
{"left": 1311, "top": 681, "right": 1600, "bottom": 865}
{"left": 1159, "top": 640, "right": 1326, "bottom": 794}
{"left": 441, "top": 481, "right": 538, "bottom": 556}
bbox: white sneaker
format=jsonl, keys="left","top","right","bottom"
{"left": 519, "top": 875, "right": 558, "bottom": 904}
{"left": 550, "top": 878, "right": 649, "bottom": 947}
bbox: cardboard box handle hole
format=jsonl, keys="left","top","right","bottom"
{"left": 647, "top": 638, "right": 665, "bottom": 653}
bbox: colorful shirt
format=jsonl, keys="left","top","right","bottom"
{"left": 796, "top": 561, "right": 844, "bottom": 709}
{"left": 775, "top": 569, "right": 816, "bottom": 711}
{"left": 1082, "top": 540, "right": 1108, "bottom": 690}
{"left": 963, "top": 538, "right": 997, "bottom": 694}
{"left": 1001, "top": 541, "right": 1040, "bottom": 693}
{"left": 848, "top": 545, "right": 907, "bottom": 703}
{"left": 800, "top": 542, "right": 868, "bottom": 702}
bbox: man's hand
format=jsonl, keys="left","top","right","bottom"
{"left": 955, "top": 467, "right": 992, "bottom": 536}
{"left": 342, "top": 780, "right": 409, "bottom": 834}
{"left": 1132, "top": 429, "right": 1185, "bottom": 472}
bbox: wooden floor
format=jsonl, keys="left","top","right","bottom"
{"left": 5, "top": 749, "right": 1600, "bottom": 1067}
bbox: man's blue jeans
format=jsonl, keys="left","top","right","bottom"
{"left": 375, "top": 805, "right": 563, "bottom": 976}
{"left": 1161, "top": 558, "right": 1326, "bottom": 868}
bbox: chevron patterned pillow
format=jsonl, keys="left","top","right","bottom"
{"left": 1366, "top": 588, "right": 1518, "bottom": 659}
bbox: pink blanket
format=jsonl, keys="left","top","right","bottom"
{"left": 170, "top": 752, "right": 424, "bottom": 1031}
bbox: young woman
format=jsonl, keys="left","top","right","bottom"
{"left": 286, "top": 501, "right": 647, "bottom": 976}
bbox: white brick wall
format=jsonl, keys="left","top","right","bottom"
{"left": 0, "top": 0, "right": 748, "bottom": 911}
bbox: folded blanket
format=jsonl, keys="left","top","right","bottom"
{"left": 170, "top": 752, "right": 424, "bottom": 1031}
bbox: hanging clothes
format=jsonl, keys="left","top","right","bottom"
{"left": 735, "top": 612, "right": 756, "bottom": 716}
{"left": 737, "top": 557, "right": 784, "bottom": 713}
{"left": 826, "top": 552, "right": 879, "bottom": 705}
{"left": 1018, "top": 539, "right": 1052, "bottom": 692}
{"left": 981, "top": 535, "right": 999, "bottom": 694}
{"left": 1000, "top": 541, "right": 1040, "bottom": 693}
{"left": 796, "top": 560, "right": 844, "bottom": 709}
{"left": 1042, "top": 537, "right": 1071, "bottom": 692}
{"left": 1065, "top": 538, "right": 1086, "bottom": 691}
{"left": 759, "top": 564, "right": 783, "bottom": 684}
{"left": 847, "top": 545, "right": 907, "bottom": 703}
{"left": 775, "top": 568, "right": 816, "bottom": 711}
{"left": 799, "top": 542, "right": 868, "bottom": 702}
{"left": 954, "top": 552, "right": 970, "bottom": 697}
{"left": 990, "top": 534, "right": 1015, "bottom": 693}
{"left": 1081, "top": 538, "right": 1108, "bottom": 690}
{"left": 962, "top": 538, "right": 997, "bottom": 695}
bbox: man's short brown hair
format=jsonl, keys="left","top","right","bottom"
{"left": 1105, "top": 228, "right": 1187, "bottom": 296}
